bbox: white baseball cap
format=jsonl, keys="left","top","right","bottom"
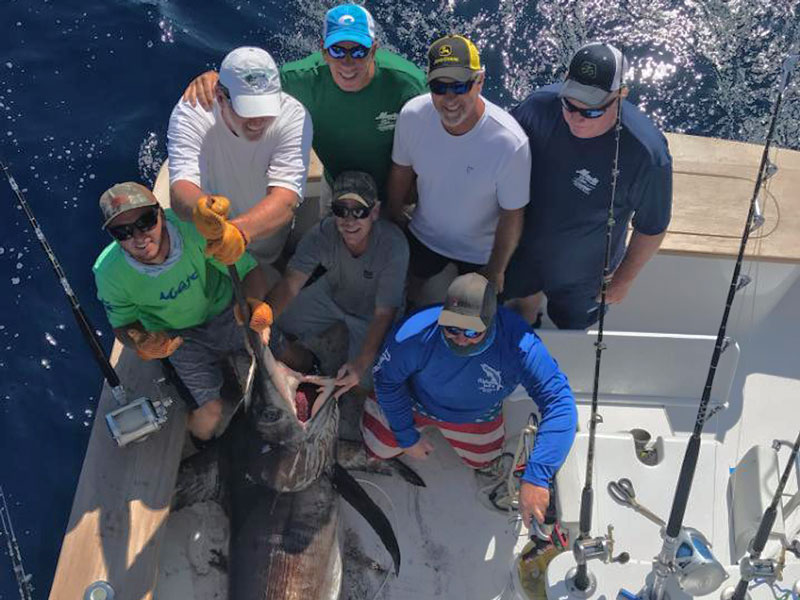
{"left": 218, "top": 47, "right": 282, "bottom": 118}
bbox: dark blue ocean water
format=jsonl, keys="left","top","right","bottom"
{"left": 1, "top": 0, "right": 798, "bottom": 597}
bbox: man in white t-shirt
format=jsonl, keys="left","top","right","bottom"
{"left": 167, "top": 46, "right": 313, "bottom": 280}
{"left": 386, "top": 35, "right": 531, "bottom": 298}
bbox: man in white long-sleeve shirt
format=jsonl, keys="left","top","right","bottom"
{"left": 167, "top": 46, "right": 313, "bottom": 282}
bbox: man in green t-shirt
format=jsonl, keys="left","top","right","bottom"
{"left": 181, "top": 3, "right": 427, "bottom": 205}
{"left": 92, "top": 182, "right": 272, "bottom": 440}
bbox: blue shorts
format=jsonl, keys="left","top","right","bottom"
{"left": 503, "top": 262, "right": 605, "bottom": 330}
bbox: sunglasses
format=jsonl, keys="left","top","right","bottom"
{"left": 327, "top": 44, "right": 370, "bottom": 60}
{"left": 332, "top": 202, "right": 371, "bottom": 219}
{"left": 108, "top": 207, "right": 160, "bottom": 241}
{"left": 560, "top": 96, "right": 617, "bottom": 119}
{"left": 442, "top": 325, "right": 483, "bottom": 339}
{"left": 429, "top": 79, "right": 476, "bottom": 96}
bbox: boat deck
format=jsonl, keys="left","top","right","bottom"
{"left": 49, "top": 135, "right": 800, "bottom": 599}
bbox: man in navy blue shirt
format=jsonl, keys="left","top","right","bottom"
{"left": 504, "top": 42, "right": 672, "bottom": 329}
{"left": 361, "top": 273, "right": 577, "bottom": 527}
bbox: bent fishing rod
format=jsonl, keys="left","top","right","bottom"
{"left": 570, "top": 47, "right": 629, "bottom": 593}
{"left": 647, "top": 52, "right": 799, "bottom": 600}
{"left": 1, "top": 159, "right": 126, "bottom": 404}
{"left": 730, "top": 427, "right": 800, "bottom": 600}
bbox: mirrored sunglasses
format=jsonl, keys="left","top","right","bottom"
{"left": 429, "top": 79, "right": 475, "bottom": 96}
{"left": 327, "top": 44, "right": 369, "bottom": 60}
{"left": 442, "top": 325, "right": 483, "bottom": 339}
{"left": 108, "top": 207, "right": 160, "bottom": 241}
{"left": 560, "top": 96, "right": 616, "bottom": 119}
{"left": 331, "top": 202, "right": 371, "bottom": 219}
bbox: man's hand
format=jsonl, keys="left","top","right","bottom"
{"left": 334, "top": 361, "right": 365, "bottom": 399}
{"left": 128, "top": 329, "right": 183, "bottom": 360}
{"left": 598, "top": 273, "right": 633, "bottom": 305}
{"left": 182, "top": 70, "right": 220, "bottom": 111}
{"left": 403, "top": 437, "right": 435, "bottom": 460}
{"left": 233, "top": 297, "right": 273, "bottom": 333}
{"left": 518, "top": 482, "right": 550, "bottom": 529}
{"left": 482, "top": 268, "right": 505, "bottom": 294}
{"left": 193, "top": 195, "right": 247, "bottom": 265}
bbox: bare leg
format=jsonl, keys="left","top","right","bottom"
{"left": 505, "top": 292, "right": 544, "bottom": 324}
{"left": 188, "top": 398, "right": 223, "bottom": 440}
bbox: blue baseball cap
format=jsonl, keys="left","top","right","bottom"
{"left": 323, "top": 4, "right": 376, "bottom": 49}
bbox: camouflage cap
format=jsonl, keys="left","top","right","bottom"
{"left": 332, "top": 170, "right": 378, "bottom": 208}
{"left": 99, "top": 182, "right": 159, "bottom": 229}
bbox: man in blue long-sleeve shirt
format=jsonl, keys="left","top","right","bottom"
{"left": 360, "top": 273, "right": 577, "bottom": 527}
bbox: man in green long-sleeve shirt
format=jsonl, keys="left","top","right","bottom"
{"left": 181, "top": 4, "right": 426, "bottom": 205}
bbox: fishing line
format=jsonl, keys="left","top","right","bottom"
{"left": 354, "top": 477, "right": 399, "bottom": 599}
{"left": 0, "top": 159, "right": 126, "bottom": 404}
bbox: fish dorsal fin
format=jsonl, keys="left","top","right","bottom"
{"left": 330, "top": 463, "right": 401, "bottom": 575}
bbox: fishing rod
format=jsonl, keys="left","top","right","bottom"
{"left": 647, "top": 52, "right": 799, "bottom": 600}
{"left": 2, "top": 159, "right": 174, "bottom": 447}
{"left": 569, "top": 45, "right": 629, "bottom": 593}
{"left": 0, "top": 159, "right": 126, "bottom": 405}
{"left": 0, "top": 485, "right": 34, "bottom": 600}
{"left": 731, "top": 428, "right": 800, "bottom": 600}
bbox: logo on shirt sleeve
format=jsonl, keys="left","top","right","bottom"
{"left": 572, "top": 168, "right": 599, "bottom": 195}
{"left": 373, "top": 348, "right": 391, "bottom": 374}
{"left": 478, "top": 363, "right": 503, "bottom": 393}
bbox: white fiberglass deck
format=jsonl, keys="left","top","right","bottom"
{"left": 334, "top": 255, "right": 800, "bottom": 600}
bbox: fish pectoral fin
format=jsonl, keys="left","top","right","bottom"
{"left": 387, "top": 458, "right": 426, "bottom": 488}
{"left": 331, "top": 463, "right": 401, "bottom": 576}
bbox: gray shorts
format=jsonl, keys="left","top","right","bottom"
{"left": 167, "top": 305, "right": 248, "bottom": 409}
{"left": 275, "top": 279, "right": 372, "bottom": 387}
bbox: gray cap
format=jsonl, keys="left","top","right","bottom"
{"left": 333, "top": 170, "right": 378, "bottom": 208}
{"left": 438, "top": 273, "right": 497, "bottom": 332}
{"left": 99, "top": 182, "right": 158, "bottom": 228}
{"left": 560, "top": 42, "right": 628, "bottom": 107}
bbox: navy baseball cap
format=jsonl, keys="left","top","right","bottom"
{"left": 323, "top": 4, "right": 376, "bottom": 49}
{"left": 560, "top": 42, "right": 628, "bottom": 107}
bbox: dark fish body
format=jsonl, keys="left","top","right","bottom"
{"left": 175, "top": 348, "right": 401, "bottom": 600}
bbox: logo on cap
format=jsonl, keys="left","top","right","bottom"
{"left": 110, "top": 195, "right": 126, "bottom": 209}
{"left": 338, "top": 14, "right": 355, "bottom": 25}
{"left": 439, "top": 44, "right": 453, "bottom": 56}
{"left": 580, "top": 61, "right": 597, "bottom": 79}
{"left": 242, "top": 70, "right": 272, "bottom": 93}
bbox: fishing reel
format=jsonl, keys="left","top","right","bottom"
{"left": 104, "top": 378, "right": 173, "bottom": 447}
{"left": 672, "top": 527, "right": 728, "bottom": 596}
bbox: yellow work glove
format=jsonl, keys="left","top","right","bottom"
{"left": 233, "top": 298, "right": 274, "bottom": 334}
{"left": 127, "top": 329, "right": 183, "bottom": 360}
{"left": 193, "top": 195, "right": 247, "bottom": 265}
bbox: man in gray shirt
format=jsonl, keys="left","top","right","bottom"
{"left": 268, "top": 171, "right": 409, "bottom": 395}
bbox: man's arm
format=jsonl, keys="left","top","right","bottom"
{"left": 385, "top": 162, "right": 416, "bottom": 227}
{"left": 266, "top": 268, "right": 310, "bottom": 320}
{"left": 170, "top": 180, "right": 206, "bottom": 222}
{"left": 605, "top": 230, "right": 666, "bottom": 304}
{"left": 484, "top": 207, "right": 524, "bottom": 294}
{"left": 241, "top": 262, "right": 269, "bottom": 301}
{"left": 230, "top": 186, "right": 300, "bottom": 245}
{"left": 335, "top": 306, "right": 397, "bottom": 397}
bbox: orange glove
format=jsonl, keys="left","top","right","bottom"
{"left": 193, "top": 195, "right": 247, "bottom": 265}
{"left": 233, "top": 297, "right": 274, "bottom": 334}
{"left": 127, "top": 329, "right": 183, "bottom": 360}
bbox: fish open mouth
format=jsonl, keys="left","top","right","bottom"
{"left": 294, "top": 382, "right": 321, "bottom": 423}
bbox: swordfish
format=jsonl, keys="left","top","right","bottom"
{"left": 174, "top": 346, "right": 404, "bottom": 599}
